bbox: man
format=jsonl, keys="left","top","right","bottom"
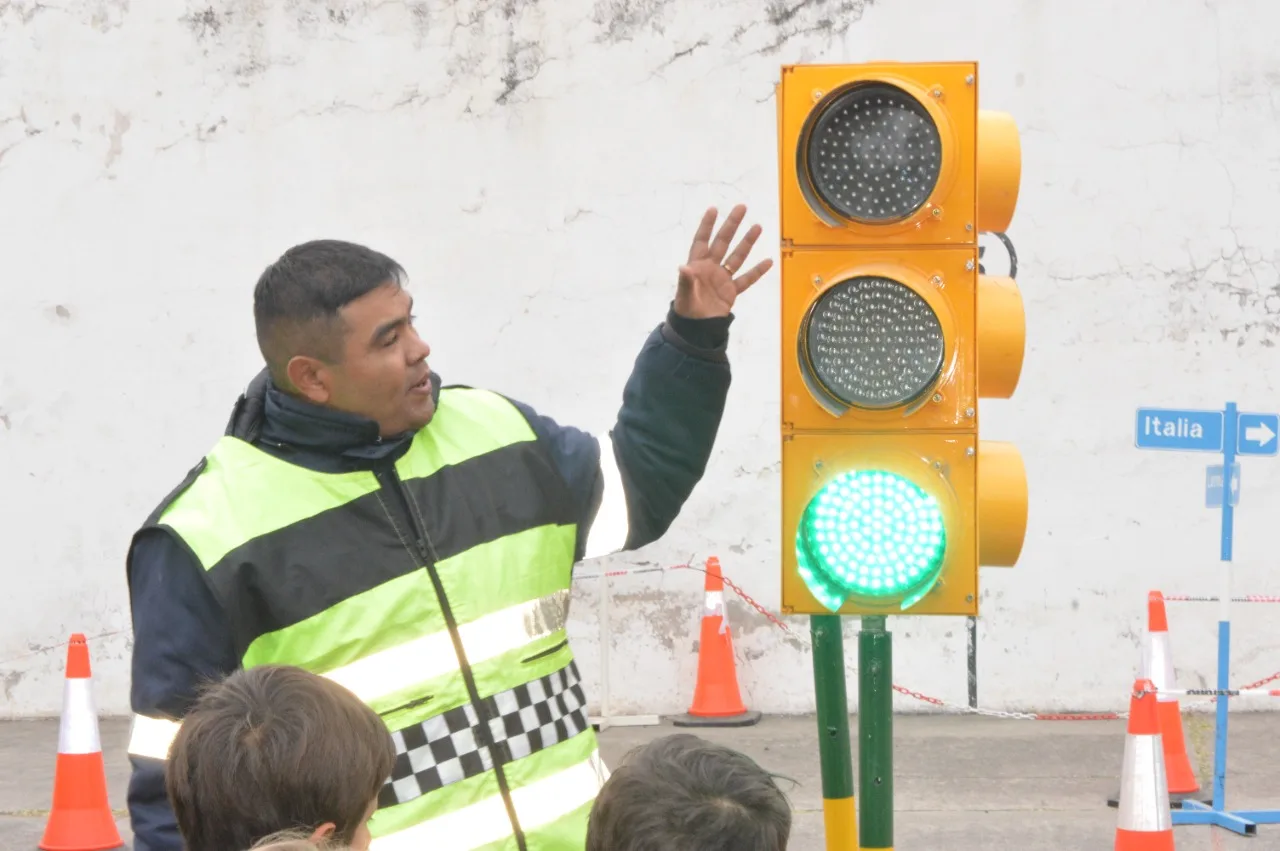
{"left": 125, "top": 204, "right": 772, "bottom": 851}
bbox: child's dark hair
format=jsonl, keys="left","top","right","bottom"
{"left": 165, "top": 665, "right": 395, "bottom": 851}
{"left": 250, "top": 828, "right": 350, "bottom": 851}
{"left": 586, "top": 733, "right": 791, "bottom": 851}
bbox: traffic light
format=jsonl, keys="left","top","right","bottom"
{"left": 776, "top": 62, "right": 1028, "bottom": 617}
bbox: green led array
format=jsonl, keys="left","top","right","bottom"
{"left": 796, "top": 469, "right": 947, "bottom": 612}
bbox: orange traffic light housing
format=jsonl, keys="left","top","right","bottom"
{"left": 777, "top": 61, "right": 1028, "bottom": 618}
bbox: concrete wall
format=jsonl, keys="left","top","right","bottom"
{"left": 3, "top": 0, "right": 1279, "bottom": 719}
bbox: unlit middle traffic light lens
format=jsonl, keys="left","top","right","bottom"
{"left": 803, "top": 276, "right": 945, "bottom": 409}
{"left": 805, "top": 82, "right": 942, "bottom": 223}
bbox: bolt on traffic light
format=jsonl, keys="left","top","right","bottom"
{"left": 776, "top": 62, "right": 1029, "bottom": 617}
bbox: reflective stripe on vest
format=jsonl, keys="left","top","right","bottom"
{"left": 147, "top": 386, "right": 601, "bottom": 850}
{"left": 372, "top": 749, "right": 610, "bottom": 851}
{"left": 127, "top": 714, "right": 182, "bottom": 761}
{"left": 581, "top": 433, "right": 630, "bottom": 560}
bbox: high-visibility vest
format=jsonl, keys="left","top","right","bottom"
{"left": 127, "top": 386, "right": 609, "bottom": 851}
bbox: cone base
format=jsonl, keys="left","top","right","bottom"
{"left": 1114, "top": 826, "right": 1174, "bottom": 851}
{"left": 1107, "top": 787, "right": 1211, "bottom": 809}
{"left": 39, "top": 808, "right": 124, "bottom": 851}
{"left": 671, "top": 709, "right": 762, "bottom": 728}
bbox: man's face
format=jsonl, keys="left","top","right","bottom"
{"left": 305, "top": 282, "right": 435, "bottom": 437}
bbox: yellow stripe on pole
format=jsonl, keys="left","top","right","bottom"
{"left": 821, "top": 796, "right": 858, "bottom": 851}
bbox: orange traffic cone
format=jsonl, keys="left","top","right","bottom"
{"left": 672, "top": 557, "right": 762, "bottom": 728}
{"left": 1144, "top": 591, "right": 1205, "bottom": 805}
{"left": 1114, "top": 678, "right": 1175, "bottom": 850}
{"left": 40, "top": 634, "right": 124, "bottom": 851}
{"left": 1108, "top": 591, "right": 1207, "bottom": 809}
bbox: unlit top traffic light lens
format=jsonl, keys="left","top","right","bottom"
{"left": 805, "top": 82, "right": 942, "bottom": 223}
{"left": 795, "top": 469, "right": 947, "bottom": 610}
{"left": 804, "top": 276, "right": 945, "bottom": 409}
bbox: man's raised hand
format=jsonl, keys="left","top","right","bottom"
{"left": 674, "top": 204, "right": 774, "bottom": 320}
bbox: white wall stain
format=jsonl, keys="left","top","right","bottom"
{"left": 2, "top": 0, "right": 1280, "bottom": 718}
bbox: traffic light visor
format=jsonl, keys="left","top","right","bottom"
{"left": 976, "top": 110, "right": 1021, "bottom": 234}
{"left": 796, "top": 469, "right": 947, "bottom": 612}
{"left": 799, "top": 81, "right": 944, "bottom": 225}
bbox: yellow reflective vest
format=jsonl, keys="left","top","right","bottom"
{"left": 133, "top": 386, "right": 608, "bottom": 850}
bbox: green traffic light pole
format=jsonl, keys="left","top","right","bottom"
{"left": 810, "top": 614, "right": 894, "bottom": 850}
{"left": 810, "top": 615, "right": 857, "bottom": 849}
{"left": 858, "top": 615, "right": 893, "bottom": 850}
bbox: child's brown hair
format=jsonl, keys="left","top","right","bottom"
{"left": 165, "top": 665, "right": 395, "bottom": 851}
{"left": 586, "top": 733, "right": 791, "bottom": 851}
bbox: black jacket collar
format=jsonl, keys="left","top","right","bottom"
{"left": 223, "top": 367, "right": 442, "bottom": 468}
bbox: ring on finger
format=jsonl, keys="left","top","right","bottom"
{"left": 722, "top": 263, "right": 737, "bottom": 276}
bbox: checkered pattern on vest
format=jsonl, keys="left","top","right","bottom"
{"left": 378, "top": 660, "right": 590, "bottom": 808}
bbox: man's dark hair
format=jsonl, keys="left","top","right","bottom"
{"left": 253, "top": 239, "right": 406, "bottom": 387}
{"left": 165, "top": 665, "right": 396, "bottom": 851}
{"left": 586, "top": 733, "right": 791, "bottom": 851}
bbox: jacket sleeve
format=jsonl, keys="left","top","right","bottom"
{"left": 509, "top": 302, "right": 733, "bottom": 561}
{"left": 125, "top": 528, "right": 240, "bottom": 851}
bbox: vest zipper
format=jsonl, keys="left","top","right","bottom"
{"left": 386, "top": 467, "right": 530, "bottom": 851}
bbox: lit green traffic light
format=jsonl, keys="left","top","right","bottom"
{"left": 795, "top": 469, "right": 947, "bottom": 612}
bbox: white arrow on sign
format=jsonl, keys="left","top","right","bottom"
{"left": 1245, "top": 422, "right": 1276, "bottom": 447}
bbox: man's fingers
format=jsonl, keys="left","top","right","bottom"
{"left": 708, "top": 204, "right": 747, "bottom": 262}
{"left": 722, "top": 223, "right": 763, "bottom": 273}
{"left": 687, "top": 208, "right": 718, "bottom": 261}
{"left": 734, "top": 257, "right": 774, "bottom": 294}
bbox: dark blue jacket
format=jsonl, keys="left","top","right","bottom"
{"left": 125, "top": 305, "right": 735, "bottom": 851}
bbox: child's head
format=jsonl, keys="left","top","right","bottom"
{"left": 165, "top": 665, "right": 396, "bottom": 851}
{"left": 586, "top": 733, "right": 791, "bottom": 851}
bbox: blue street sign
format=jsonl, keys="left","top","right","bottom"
{"left": 1206, "top": 464, "right": 1240, "bottom": 508}
{"left": 1135, "top": 408, "right": 1224, "bottom": 452}
{"left": 1236, "top": 412, "right": 1278, "bottom": 456}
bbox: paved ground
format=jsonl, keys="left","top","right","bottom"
{"left": 3, "top": 713, "right": 1279, "bottom": 850}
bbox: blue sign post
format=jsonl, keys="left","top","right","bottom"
{"left": 1135, "top": 402, "right": 1280, "bottom": 835}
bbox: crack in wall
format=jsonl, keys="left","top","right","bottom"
{"left": 0, "top": 0, "right": 58, "bottom": 23}
{"left": 754, "top": 0, "right": 873, "bottom": 55}
{"left": 179, "top": 4, "right": 225, "bottom": 39}
{"left": 591, "top": 0, "right": 671, "bottom": 43}
{"left": 0, "top": 0, "right": 888, "bottom": 133}
{"left": 496, "top": 39, "right": 547, "bottom": 105}
{"left": 1048, "top": 243, "right": 1280, "bottom": 346}
{"left": 657, "top": 37, "right": 708, "bottom": 71}
{"left": 0, "top": 109, "right": 42, "bottom": 169}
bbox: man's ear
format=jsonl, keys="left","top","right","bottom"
{"left": 285, "top": 355, "right": 333, "bottom": 405}
{"left": 309, "top": 822, "right": 337, "bottom": 844}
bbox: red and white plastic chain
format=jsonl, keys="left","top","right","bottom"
{"left": 691, "top": 561, "right": 1280, "bottom": 721}
{"left": 1162, "top": 595, "right": 1280, "bottom": 603}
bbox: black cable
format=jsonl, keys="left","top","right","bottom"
{"left": 994, "top": 231, "right": 1018, "bottom": 280}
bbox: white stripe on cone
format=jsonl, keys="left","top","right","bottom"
{"left": 1117, "top": 733, "right": 1172, "bottom": 831}
{"left": 1143, "top": 632, "right": 1179, "bottom": 704}
{"left": 58, "top": 678, "right": 102, "bottom": 755}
